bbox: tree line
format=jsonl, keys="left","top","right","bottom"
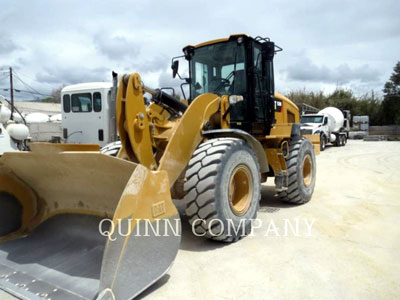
{"left": 40, "top": 85, "right": 64, "bottom": 103}
{"left": 286, "top": 61, "right": 400, "bottom": 126}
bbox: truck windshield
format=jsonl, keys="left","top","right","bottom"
{"left": 189, "top": 41, "right": 246, "bottom": 100}
{"left": 301, "top": 115, "right": 323, "bottom": 123}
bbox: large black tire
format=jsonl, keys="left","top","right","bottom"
{"left": 277, "top": 137, "right": 316, "bottom": 204}
{"left": 320, "top": 134, "right": 326, "bottom": 151}
{"left": 184, "top": 138, "right": 261, "bottom": 242}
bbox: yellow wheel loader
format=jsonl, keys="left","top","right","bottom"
{"left": 0, "top": 34, "right": 318, "bottom": 299}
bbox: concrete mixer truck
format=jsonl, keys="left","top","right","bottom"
{"left": 300, "top": 107, "right": 350, "bottom": 151}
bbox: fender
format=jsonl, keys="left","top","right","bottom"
{"left": 202, "top": 129, "right": 269, "bottom": 173}
{"left": 291, "top": 123, "right": 301, "bottom": 137}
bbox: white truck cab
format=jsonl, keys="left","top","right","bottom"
{"left": 301, "top": 114, "right": 329, "bottom": 135}
{"left": 61, "top": 82, "right": 117, "bottom": 147}
{"left": 301, "top": 107, "right": 349, "bottom": 151}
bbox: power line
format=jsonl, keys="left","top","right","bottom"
{"left": 12, "top": 71, "right": 55, "bottom": 88}
{"left": 1, "top": 68, "right": 56, "bottom": 99}
{"left": 12, "top": 72, "right": 43, "bottom": 95}
{"left": 0, "top": 87, "right": 52, "bottom": 97}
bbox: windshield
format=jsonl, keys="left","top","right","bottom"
{"left": 301, "top": 115, "right": 324, "bottom": 123}
{"left": 189, "top": 41, "right": 246, "bottom": 100}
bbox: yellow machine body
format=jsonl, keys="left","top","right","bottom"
{"left": 0, "top": 34, "right": 318, "bottom": 300}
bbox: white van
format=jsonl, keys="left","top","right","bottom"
{"left": 61, "top": 82, "right": 117, "bottom": 147}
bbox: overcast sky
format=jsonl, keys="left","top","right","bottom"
{"left": 0, "top": 0, "right": 399, "bottom": 100}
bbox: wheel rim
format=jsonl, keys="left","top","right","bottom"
{"left": 302, "top": 154, "right": 313, "bottom": 187}
{"left": 228, "top": 165, "right": 253, "bottom": 216}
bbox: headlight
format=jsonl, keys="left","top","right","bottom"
{"left": 229, "top": 95, "right": 244, "bottom": 105}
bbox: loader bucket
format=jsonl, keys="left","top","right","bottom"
{"left": 0, "top": 144, "right": 181, "bottom": 300}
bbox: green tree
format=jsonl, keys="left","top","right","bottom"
{"left": 40, "top": 85, "right": 65, "bottom": 103}
{"left": 382, "top": 61, "right": 400, "bottom": 125}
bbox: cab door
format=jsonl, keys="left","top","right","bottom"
{"left": 250, "top": 43, "right": 268, "bottom": 135}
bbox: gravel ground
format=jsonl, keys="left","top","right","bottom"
{"left": 1, "top": 140, "right": 399, "bottom": 300}
{"left": 142, "top": 140, "right": 400, "bottom": 300}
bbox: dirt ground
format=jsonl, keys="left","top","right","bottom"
{"left": 1, "top": 140, "right": 399, "bottom": 300}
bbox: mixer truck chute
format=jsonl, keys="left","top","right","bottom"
{"left": 301, "top": 107, "right": 350, "bottom": 151}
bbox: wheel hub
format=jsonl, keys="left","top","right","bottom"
{"left": 228, "top": 165, "right": 253, "bottom": 216}
{"left": 302, "top": 154, "right": 313, "bottom": 187}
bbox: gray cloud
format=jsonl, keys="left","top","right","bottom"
{"left": 0, "top": 0, "right": 399, "bottom": 99}
{"left": 132, "top": 55, "right": 169, "bottom": 74}
{"left": 0, "top": 75, "right": 9, "bottom": 89}
{"left": 286, "top": 57, "right": 381, "bottom": 84}
{"left": 36, "top": 66, "right": 109, "bottom": 85}
{"left": 93, "top": 34, "right": 140, "bottom": 60}
{"left": 0, "top": 35, "right": 21, "bottom": 55}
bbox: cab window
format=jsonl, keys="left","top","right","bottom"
{"left": 93, "top": 92, "right": 102, "bottom": 112}
{"left": 71, "top": 93, "right": 92, "bottom": 112}
{"left": 63, "top": 94, "right": 71, "bottom": 113}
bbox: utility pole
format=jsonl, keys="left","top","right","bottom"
{"left": 9, "top": 67, "right": 14, "bottom": 120}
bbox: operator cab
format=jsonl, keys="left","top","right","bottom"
{"left": 173, "top": 34, "right": 282, "bottom": 136}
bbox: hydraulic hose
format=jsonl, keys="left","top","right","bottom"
{"left": 123, "top": 74, "right": 187, "bottom": 114}
{"left": 143, "top": 85, "right": 187, "bottom": 114}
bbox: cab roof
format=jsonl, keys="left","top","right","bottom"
{"left": 184, "top": 34, "right": 250, "bottom": 49}
{"left": 62, "top": 82, "right": 112, "bottom": 93}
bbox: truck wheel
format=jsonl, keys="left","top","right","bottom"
{"left": 343, "top": 135, "right": 347, "bottom": 145}
{"left": 184, "top": 138, "right": 261, "bottom": 242}
{"left": 320, "top": 135, "right": 326, "bottom": 151}
{"left": 339, "top": 135, "right": 345, "bottom": 146}
{"left": 335, "top": 135, "right": 340, "bottom": 147}
{"left": 278, "top": 137, "right": 316, "bottom": 204}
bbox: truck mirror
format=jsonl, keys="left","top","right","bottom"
{"left": 172, "top": 60, "right": 179, "bottom": 78}
{"left": 323, "top": 118, "right": 328, "bottom": 125}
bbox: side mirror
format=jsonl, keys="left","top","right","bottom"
{"left": 323, "top": 118, "right": 328, "bottom": 125}
{"left": 172, "top": 60, "right": 179, "bottom": 78}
